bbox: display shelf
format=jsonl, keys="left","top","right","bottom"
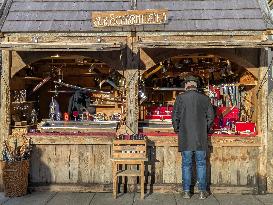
{"left": 212, "top": 82, "right": 257, "bottom": 87}
{"left": 90, "top": 104, "right": 116, "bottom": 107}
{"left": 11, "top": 101, "right": 36, "bottom": 104}
{"left": 38, "top": 120, "right": 119, "bottom": 133}
{"left": 11, "top": 124, "right": 35, "bottom": 128}
{"left": 151, "top": 87, "right": 185, "bottom": 91}
{"left": 22, "top": 76, "right": 43, "bottom": 81}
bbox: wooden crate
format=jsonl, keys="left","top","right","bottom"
{"left": 112, "top": 139, "right": 147, "bottom": 160}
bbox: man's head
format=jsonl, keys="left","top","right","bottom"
{"left": 184, "top": 75, "right": 199, "bottom": 90}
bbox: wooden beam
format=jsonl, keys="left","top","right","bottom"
{"left": 137, "top": 40, "right": 272, "bottom": 49}
{"left": 125, "top": 35, "right": 139, "bottom": 134}
{"left": 0, "top": 42, "right": 125, "bottom": 51}
{"left": 0, "top": 50, "right": 11, "bottom": 190}
{"left": 264, "top": 48, "right": 273, "bottom": 193}
{"left": 27, "top": 134, "right": 114, "bottom": 145}
{"left": 139, "top": 48, "right": 156, "bottom": 69}
{"left": 27, "top": 133, "right": 261, "bottom": 147}
{"left": 29, "top": 183, "right": 255, "bottom": 194}
{"left": 0, "top": 50, "right": 11, "bottom": 141}
{"left": 257, "top": 48, "right": 269, "bottom": 194}
{"left": 11, "top": 51, "right": 27, "bottom": 78}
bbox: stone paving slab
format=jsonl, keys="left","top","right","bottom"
{"left": 1, "top": 192, "right": 273, "bottom": 205}
{"left": 255, "top": 194, "right": 273, "bottom": 205}
{"left": 0, "top": 193, "right": 9, "bottom": 205}
{"left": 2, "top": 191, "right": 56, "bottom": 205}
{"left": 134, "top": 193, "right": 176, "bottom": 205}
{"left": 47, "top": 192, "right": 95, "bottom": 205}
{"left": 214, "top": 194, "right": 263, "bottom": 205}
{"left": 90, "top": 192, "right": 135, "bottom": 205}
{"left": 174, "top": 193, "right": 219, "bottom": 205}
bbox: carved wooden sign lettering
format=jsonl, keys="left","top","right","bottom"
{"left": 92, "top": 9, "right": 168, "bottom": 27}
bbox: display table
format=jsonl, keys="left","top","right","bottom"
{"left": 38, "top": 120, "right": 119, "bottom": 133}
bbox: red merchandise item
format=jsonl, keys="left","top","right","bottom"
{"left": 64, "top": 112, "right": 69, "bottom": 121}
{"left": 217, "top": 106, "right": 239, "bottom": 120}
{"left": 213, "top": 106, "right": 239, "bottom": 129}
{"left": 235, "top": 122, "right": 256, "bottom": 133}
{"left": 209, "top": 85, "right": 221, "bottom": 100}
{"left": 145, "top": 106, "right": 173, "bottom": 120}
{"left": 145, "top": 115, "right": 172, "bottom": 120}
{"left": 147, "top": 106, "right": 173, "bottom": 115}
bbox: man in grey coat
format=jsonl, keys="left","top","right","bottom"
{"left": 172, "top": 75, "right": 214, "bottom": 199}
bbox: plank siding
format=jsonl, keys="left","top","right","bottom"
{"left": 29, "top": 143, "right": 259, "bottom": 189}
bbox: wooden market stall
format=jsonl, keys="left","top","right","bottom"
{"left": 0, "top": 0, "right": 273, "bottom": 194}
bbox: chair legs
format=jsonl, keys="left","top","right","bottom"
{"left": 140, "top": 162, "right": 145, "bottom": 199}
{"left": 112, "top": 161, "right": 145, "bottom": 199}
{"left": 112, "top": 162, "right": 117, "bottom": 199}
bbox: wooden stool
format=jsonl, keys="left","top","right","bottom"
{"left": 112, "top": 139, "right": 147, "bottom": 199}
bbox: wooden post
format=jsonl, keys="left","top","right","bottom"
{"left": 0, "top": 50, "right": 11, "bottom": 143}
{"left": 125, "top": 34, "right": 139, "bottom": 134}
{"left": 257, "top": 48, "right": 269, "bottom": 193}
{"left": 124, "top": 34, "right": 139, "bottom": 192}
{"left": 266, "top": 48, "right": 273, "bottom": 193}
{"left": 0, "top": 50, "right": 11, "bottom": 190}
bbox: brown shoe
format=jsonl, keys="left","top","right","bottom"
{"left": 199, "top": 191, "right": 209, "bottom": 200}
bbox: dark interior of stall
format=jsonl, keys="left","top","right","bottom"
{"left": 139, "top": 54, "right": 258, "bottom": 136}
{"left": 10, "top": 53, "right": 258, "bottom": 136}
{"left": 10, "top": 55, "right": 125, "bottom": 132}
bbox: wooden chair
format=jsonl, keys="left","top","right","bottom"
{"left": 112, "top": 139, "right": 147, "bottom": 199}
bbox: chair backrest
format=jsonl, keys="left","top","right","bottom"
{"left": 112, "top": 139, "right": 147, "bottom": 159}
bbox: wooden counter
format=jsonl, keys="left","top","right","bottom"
{"left": 28, "top": 131, "right": 261, "bottom": 147}
{"left": 27, "top": 132, "right": 261, "bottom": 193}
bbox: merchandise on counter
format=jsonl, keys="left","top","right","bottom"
{"left": 145, "top": 105, "right": 173, "bottom": 120}
{"left": 110, "top": 113, "right": 122, "bottom": 121}
{"left": 30, "top": 108, "right": 38, "bottom": 124}
{"left": 49, "top": 97, "right": 61, "bottom": 121}
{"left": 93, "top": 112, "right": 108, "bottom": 121}
{"left": 213, "top": 106, "right": 239, "bottom": 130}
{"left": 235, "top": 122, "right": 256, "bottom": 134}
{"left": 64, "top": 112, "right": 69, "bottom": 121}
{"left": 68, "top": 90, "right": 96, "bottom": 119}
{"left": 116, "top": 133, "right": 146, "bottom": 140}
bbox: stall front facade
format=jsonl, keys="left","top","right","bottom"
{"left": 1, "top": 0, "right": 273, "bottom": 194}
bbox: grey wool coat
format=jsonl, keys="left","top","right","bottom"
{"left": 172, "top": 90, "right": 215, "bottom": 152}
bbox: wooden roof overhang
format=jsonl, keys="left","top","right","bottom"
{"left": 0, "top": 42, "right": 126, "bottom": 51}
{"left": 137, "top": 30, "right": 272, "bottom": 49}
{"left": 137, "top": 40, "right": 272, "bottom": 49}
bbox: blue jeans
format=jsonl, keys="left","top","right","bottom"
{"left": 182, "top": 151, "right": 207, "bottom": 192}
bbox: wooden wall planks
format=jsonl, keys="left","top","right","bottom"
{"left": 29, "top": 143, "right": 259, "bottom": 190}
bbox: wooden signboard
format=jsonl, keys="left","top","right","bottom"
{"left": 92, "top": 9, "right": 168, "bottom": 28}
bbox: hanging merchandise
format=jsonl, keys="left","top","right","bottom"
{"left": 140, "top": 56, "right": 258, "bottom": 136}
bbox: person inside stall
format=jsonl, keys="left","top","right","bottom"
{"left": 172, "top": 75, "right": 215, "bottom": 200}
{"left": 68, "top": 90, "right": 96, "bottom": 121}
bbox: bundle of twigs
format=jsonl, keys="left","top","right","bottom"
{"left": 2, "top": 133, "right": 31, "bottom": 162}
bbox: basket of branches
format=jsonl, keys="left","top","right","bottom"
{"left": 2, "top": 131, "right": 32, "bottom": 197}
